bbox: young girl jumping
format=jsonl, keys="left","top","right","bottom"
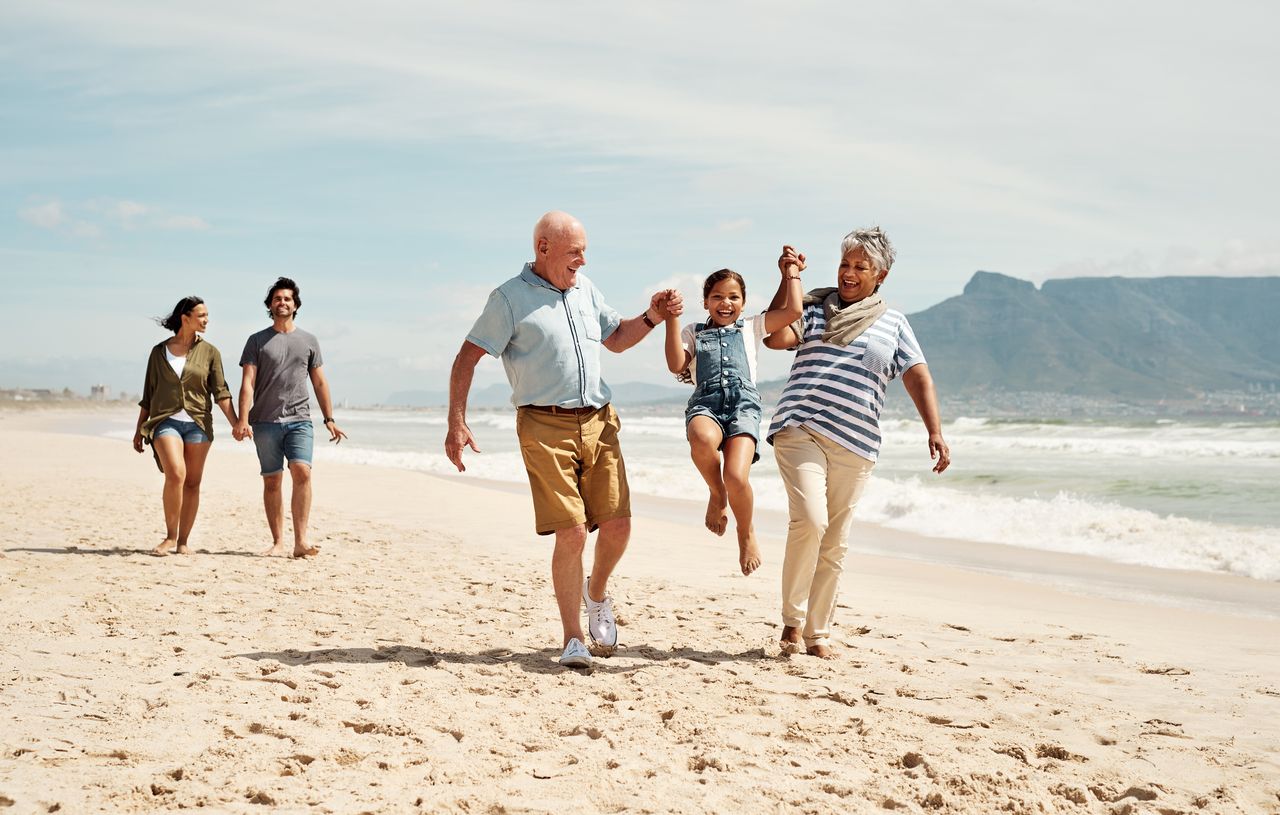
{"left": 664, "top": 257, "right": 804, "bottom": 575}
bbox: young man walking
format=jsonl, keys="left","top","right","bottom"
{"left": 235, "top": 277, "right": 347, "bottom": 558}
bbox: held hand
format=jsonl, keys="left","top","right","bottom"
{"left": 928, "top": 434, "right": 950, "bottom": 474}
{"left": 233, "top": 422, "right": 253, "bottom": 441}
{"left": 132, "top": 432, "right": 144, "bottom": 454}
{"left": 779, "top": 245, "right": 807, "bottom": 276}
{"left": 325, "top": 421, "right": 348, "bottom": 444}
{"left": 667, "top": 289, "right": 684, "bottom": 317}
{"left": 649, "top": 289, "right": 683, "bottom": 321}
{"left": 656, "top": 288, "right": 684, "bottom": 319}
{"left": 778, "top": 245, "right": 797, "bottom": 273}
{"left": 445, "top": 423, "right": 480, "bottom": 472}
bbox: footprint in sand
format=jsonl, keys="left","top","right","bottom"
{"left": 1036, "top": 743, "right": 1086, "bottom": 762}
{"left": 1140, "top": 665, "right": 1190, "bottom": 675}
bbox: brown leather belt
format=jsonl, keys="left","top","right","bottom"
{"left": 519, "top": 404, "right": 602, "bottom": 416}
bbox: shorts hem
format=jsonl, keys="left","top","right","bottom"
{"left": 584, "top": 508, "right": 631, "bottom": 530}
{"left": 535, "top": 515, "right": 590, "bottom": 536}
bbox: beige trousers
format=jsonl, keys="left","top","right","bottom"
{"left": 773, "top": 424, "right": 875, "bottom": 647}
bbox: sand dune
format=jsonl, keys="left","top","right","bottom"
{"left": 1, "top": 411, "right": 1278, "bottom": 813}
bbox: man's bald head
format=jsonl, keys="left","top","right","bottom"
{"left": 532, "top": 211, "right": 584, "bottom": 250}
{"left": 531, "top": 211, "right": 588, "bottom": 291}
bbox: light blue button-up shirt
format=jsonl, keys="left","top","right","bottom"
{"left": 466, "top": 263, "right": 622, "bottom": 408}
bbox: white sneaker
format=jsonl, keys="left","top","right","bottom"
{"left": 559, "top": 637, "right": 593, "bottom": 669}
{"left": 583, "top": 577, "right": 618, "bottom": 649}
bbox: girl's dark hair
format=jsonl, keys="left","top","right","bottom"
{"left": 264, "top": 277, "right": 301, "bottom": 317}
{"left": 702, "top": 268, "right": 746, "bottom": 300}
{"left": 156, "top": 296, "right": 204, "bottom": 333}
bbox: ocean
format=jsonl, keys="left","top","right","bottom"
{"left": 100, "top": 406, "right": 1280, "bottom": 583}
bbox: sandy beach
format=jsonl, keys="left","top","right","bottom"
{"left": 1, "top": 408, "right": 1278, "bottom": 814}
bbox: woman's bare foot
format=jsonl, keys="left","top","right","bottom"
{"left": 704, "top": 491, "right": 728, "bottom": 536}
{"left": 293, "top": 544, "right": 320, "bottom": 559}
{"left": 174, "top": 543, "right": 191, "bottom": 555}
{"left": 806, "top": 642, "right": 834, "bottom": 659}
{"left": 151, "top": 538, "right": 177, "bottom": 557}
{"left": 261, "top": 543, "right": 290, "bottom": 557}
{"left": 737, "top": 530, "right": 762, "bottom": 576}
{"left": 780, "top": 625, "right": 803, "bottom": 655}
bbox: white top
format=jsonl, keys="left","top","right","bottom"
{"left": 680, "top": 313, "right": 768, "bottom": 385}
{"left": 165, "top": 345, "right": 196, "bottom": 424}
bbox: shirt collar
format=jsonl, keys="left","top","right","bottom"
{"left": 520, "top": 262, "right": 579, "bottom": 292}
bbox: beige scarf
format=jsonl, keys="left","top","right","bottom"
{"left": 788, "top": 288, "right": 887, "bottom": 347}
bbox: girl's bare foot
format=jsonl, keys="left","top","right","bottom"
{"left": 151, "top": 539, "right": 177, "bottom": 557}
{"left": 293, "top": 545, "right": 320, "bottom": 559}
{"left": 175, "top": 542, "right": 191, "bottom": 555}
{"left": 780, "top": 625, "right": 803, "bottom": 655}
{"left": 737, "top": 530, "right": 762, "bottom": 576}
{"left": 704, "top": 491, "right": 728, "bottom": 536}
{"left": 806, "top": 642, "right": 834, "bottom": 659}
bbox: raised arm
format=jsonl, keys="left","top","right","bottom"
{"left": 445, "top": 340, "right": 487, "bottom": 472}
{"left": 763, "top": 245, "right": 806, "bottom": 349}
{"left": 602, "top": 289, "right": 680, "bottom": 354}
{"left": 661, "top": 294, "right": 691, "bottom": 375}
{"left": 901, "top": 364, "right": 950, "bottom": 474}
{"left": 309, "top": 366, "right": 348, "bottom": 443}
{"left": 763, "top": 255, "right": 804, "bottom": 335}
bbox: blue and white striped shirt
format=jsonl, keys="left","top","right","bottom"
{"left": 766, "top": 306, "right": 925, "bottom": 461}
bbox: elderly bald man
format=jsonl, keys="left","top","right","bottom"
{"left": 446, "top": 211, "right": 683, "bottom": 670}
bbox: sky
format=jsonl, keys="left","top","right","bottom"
{"left": 2, "top": 1, "right": 1278, "bottom": 403}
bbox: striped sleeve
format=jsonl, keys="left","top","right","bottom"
{"left": 893, "top": 314, "right": 926, "bottom": 376}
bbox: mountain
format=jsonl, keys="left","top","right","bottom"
{"left": 907, "top": 272, "right": 1280, "bottom": 398}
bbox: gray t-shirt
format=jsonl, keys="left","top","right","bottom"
{"left": 239, "top": 327, "right": 324, "bottom": 424}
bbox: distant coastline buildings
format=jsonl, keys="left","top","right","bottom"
{"left": 0, "top": 387, "right": 134, "bottom": 403}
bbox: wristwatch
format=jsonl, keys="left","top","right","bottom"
{"left": 641, "top": 311, "right": 658, "bottom": 328}
{"left": 323, "top": 417, "right": 335, "bottom": 425}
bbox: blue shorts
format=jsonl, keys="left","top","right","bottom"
{"left": 153, "top": 417, "right": 210, "bottom": 444}
{"left": 685, "top": 382, "right": 762, "bottom": 463}
{"left": 252, "top": 420, "right": 314, "bottom": 475}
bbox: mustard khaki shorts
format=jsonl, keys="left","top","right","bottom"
{"left": 516, "top": 404, "right": 632, "bottom": 535}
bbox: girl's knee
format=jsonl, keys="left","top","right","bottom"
{"left": 723, "top": 469, "right": 751, "bottom": 495}
{"left": 686, "top": 418, "right": 723, "bottom": 448}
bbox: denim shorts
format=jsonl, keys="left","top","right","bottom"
{"left": 252, "top": 420, "right": 314, "bottom": 475}
{"left": 153, "top": 417, "right": 210, "bottom": 444}
{"left": 685, "top": 381, "right": 762, "bottom": 463}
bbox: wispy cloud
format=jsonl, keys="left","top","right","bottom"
{"left": 716, "top": 218, "right": 753, "bottom": 234}
{"left": 1043, "top": 242, "right": 1280, "bottom": 281}
{"left": 17, "top": 197, "right": 211, "bottom": 238}
{"left": 4, "top": 0, "right": 1214, "bottom": 242}
{"left": 19, "top": 201, "right": 66, "bottom": 229}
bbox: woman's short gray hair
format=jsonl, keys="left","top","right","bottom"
{"left": 840, "top": 226, "right": 896, "bottom": 272}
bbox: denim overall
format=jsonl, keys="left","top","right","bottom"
{"left": 685, "top": 318, "right": 763, "bottom": 462}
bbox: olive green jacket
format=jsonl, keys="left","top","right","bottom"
{"left": 138, "top": 337, "right": 232, "bottom": 442}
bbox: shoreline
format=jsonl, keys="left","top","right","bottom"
{"left": 11, "top": 404, "right": 1280, "bottom": 619}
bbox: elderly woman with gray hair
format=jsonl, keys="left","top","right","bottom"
{"left": 762, "top": 226, "right": 950, "bottom": 658}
